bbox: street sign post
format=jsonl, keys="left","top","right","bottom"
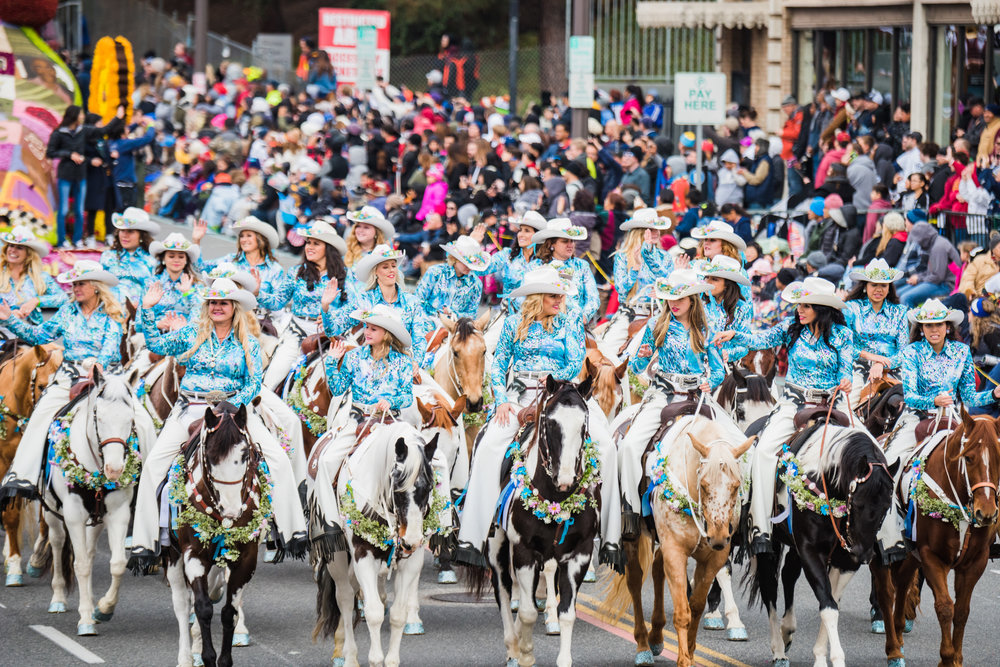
{"left": 673, "top": 72, "right": 727, "bottom": 192}
{"left": 355, "top": 26, "right": 377, "bottom": 91}
{"left": 568, "top": 35, "right": 594, "bottom": 111}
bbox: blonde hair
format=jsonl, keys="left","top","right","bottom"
{"left": 93, "top": 283, "right": 126, "bottom": 324}
{"left": 371, "top": 330, "right": 409, "bottom": 359}
{"left": 700, "top": 239, "right": 741, "bottom": 262}
{"left": 621, "top": 229, "right": 645, "bottom": 271}
{"left": 179, "top": 301, "right": 261, "bottom": 373}
{"left": 363, "top": 259, "right": 403, "bottom": 291}
{"left": 345, "top": 224, "right": 387, "bottom": 266}
{"left": 875, "top": 223, "right": 896, "bottom": 256}
{"left": 0, "top": 246, "right": 46, "bottom": 298}
{"left": 652, "top": 295, "right": 708, "bottom": 354}
{"left": 515, "top": 293, "right": 559, "bottom": 342}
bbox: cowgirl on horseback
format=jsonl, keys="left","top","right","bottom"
{"left": 487, "top": 210, "right": 546, "bottom": 305}
{"left": 0, "top": 226, "right": 67, "bottom": 329}
{"left": 602, "top": 208, "right": 674, "bottom": 361}
{"left": 698, "top": 254, "right": 753, "bottom": 364}
{"left": 715, "top": 277, "right": 854, "bottom": 555}
{"left": 455, "top": 267, "right": 621, "bottom": 568}
{"left": 129, "top": 277, "right": 307, "bottom": 568}
{"left": 529, "top": 219, "right": 600, "bottom": 323}
{"left": 342, "top": 206, "right": 395, "bottom": 302}
{"left": 193, "top": 215, "right": 284, "bottom": 290}
{"left": 0, "top": 261, "right": 137, "bottom": 501}
{"left": 142, "top": 233, "right": 202, "bottom": 333}
{"left": 619, "top": 270, "right": 726, "bottom": 537}
{"left": 258, "top": 220, "right": 348, "bottom": 390}
{"left": 843, "top": 258, "right": 909, "bottom": 405}
{"left": 99, "top": 207, "right": 160, "bottom": 303}
{"left": 682, "top": 220, "right": 751, "bottom": 301}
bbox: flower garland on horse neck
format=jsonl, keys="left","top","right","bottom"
{"left": 645, "top": 452, "right": 700, "bottom": 518}
{"left": 166, "top": 455, "right": 273, "bottom": 567}
{"left": 49, "top": 416, "right": 141, "bottom": 492}
{"left": 0, "top": 395, "right": 29, "bottom": 441}
{"left": 908, "top": 458, "right": 974, "bottom": 531}
{"left": 777, "top": 444, "right": 848, "bottom": 518}
{"left": 135, "top": 379, "right": 164, "bottom": 431}
{"left": 289, "top": 363, "right": 327, "bottom": 436}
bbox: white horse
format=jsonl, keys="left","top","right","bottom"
{"left": 44, "top": 368, "right": 153, "bottom": 635}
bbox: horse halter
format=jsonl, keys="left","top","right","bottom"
{"left": 531, "top": 384, "right": 588, "bottom": 485}
{"left": 89, "top": 387, "right": 135, "bottom": 466}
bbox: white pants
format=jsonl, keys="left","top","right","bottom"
{"left": 617, "top": 389, "right": 689, "bottom": 516}
{"left": 132, "top": 400, "right": 306, "bottom": 553}
{"left": 263, "top": 316, "right": 318, "bottom": 391}
{"left": 257, "top": 387, "right": 308, "bottom": 485}
{"left": 877, "top": 409, "right": 924, "bottom": 552}
{"left": 600, "top": 312, "right": 631, "bottom": 363}
{"left": 457, "top": 389, "right": 620, "bottom": 553}
{"left": 849, "top": 368, "right": 866, "bottom": 407}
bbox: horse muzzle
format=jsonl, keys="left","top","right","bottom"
{"left": 103, "top": 463, "right": 124, "bottom": 482}
{"left": 467, "top": 397, "right": 484, "bottom": 413}
{"left": 973, "top": 507, "right": 999, "bottom": 526}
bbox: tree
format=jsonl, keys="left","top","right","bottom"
{"left": 538, "top": 0, "right": 566, "bottom": 96}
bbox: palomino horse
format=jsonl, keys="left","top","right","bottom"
{"left": 0, "top": 343, "right": 62, "bottom": 586}
{"left": 874, "top": 410, "right": 1000, "bottom": 667}
{"left": 601, "top": 413, "right": 754, "bottom": 666}
{"left": 747, "top": 422, "right": 896, "bottom": 667}
{"left": 470, "top": 375, "right": 599, "bottom": 667}
{"left": 433, "top": 312, "right": 490, "bottom": 449}
{"left": 44, "top": 368, "right": 149, "bottom": 636}
{"left": 313, "top": 422, "right": 441, "bottom": 667}
{"left": 164, "top": 402, "right": 267, "bottom": 667}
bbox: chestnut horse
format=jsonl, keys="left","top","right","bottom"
{"left": 433, "top": 313, "right": 489, "bottom": 451}
{"left": 0, "top": 343, "right": 63, "bottom": 587}
{"left": 874, "top": 410, "right": 1000, "bottom": 667}
{"left": 580, "top": 339, "right": 628, "bottom": 420}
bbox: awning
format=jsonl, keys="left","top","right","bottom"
{"left": 636, "top": 1, "right": 771, "bottom": 30}
{"left": 971, "top": 0, "right": 1000, "bottom": 24}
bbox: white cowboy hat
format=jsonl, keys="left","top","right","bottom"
{"left": 111, "top": 207, "right": 160, "bottom": 234}
{"left": 200, "top": 277, "right": 258, "bottom": 311}
{"left": 352, "top": 304, "right": 412, "bottom": 349}
{"left": 509, "top": 266, "right": 571, "bottom": 298}
{"left": 620, "top": 207, "right": 672, "bottom": 232}
{"left": 204, "top": 262, "right": 256, "bottom": 292}
{"left": 150, "top": 232, "right": 201, "bottom": 262}
{"left": 512, "top": 210, "right": 548, "bottom": 231}
{"left": 0, "top": 225, "right": 48, "bottom": 257}
{"left": 690, "top": 220, "right": 747, "bottom": 251}
{"left": 530, "top": 218, "right": 589, "bottom": 244}
{"left": 441, "top": 236, "right": 491, "bottom": 273}
{"left": 353, "top": 244, "right": 406, "bottom": 284}
{"left": 346, "top": 205, "right": 395, "bottom": 240}
{"left": 699, "top": 255, "right": 751, "bottom": 286}
{"left": 300, "top": 220, "right": 348, "bottom": 256}
{"left": 232, "top": 215, "right": 280, "bottom": 250}
{"left": 848, "top": 258, "right": 903, "bottom": 284}
{"left": 653, "top": 269, "right": 712, "bottom": 300}
{"left": 907, "top": 298, "right": 964, "bottom": 325}
{"left": 781, "top": 277, "right": 844, "bottom": 310}
{"left": 57, "top": 259, "right": 119, "bottom": 287}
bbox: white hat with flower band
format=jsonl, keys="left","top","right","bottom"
{"left": 301, "top": 220, "right": 348, "bottom": 257}
{"left": 908, "top": 298, "right": 964, "bottom": 325}
{"left": 200, "top": 277, "right": 257, "bottom": 311}
{"left": 351, "top": 304, "right": 412, "bottom": 349}
{"left": 441, "top": 236, "right": 491, "bottom": 273}
{"left": 204, "top": 262, "right": 256, "bottom": 293}
{"left": 509, "top": 267, "right": 572, "bottom": 298}
{"left": 513, "top": 210, "right": 548, "bottom": 230}
{"left": 57, "top": 259, "right": 119, "bottom": 287}
{"left": 150, "top": 232, "right": 201, "bottom": 262}
{"left": 530, "top": 218, "right": 589, "bottom": 244}
{"left": 698, "top": 254, "right": 750, "bottom": 286}
{"left": 111, "top": 207, "right": 161, "bottom": 234}
{"left": 0, "top": 225, "right": 49, "bottom": 257}
{"left": 848, "top": 257, "right": 903, "bottom": 284}
{"left": 549, "top": 259, "right": 580, "bottom": 296}
{"left": 780, "top": 277, "right": 844, "bottom": 310}
{"left": 690, "top": 219, "right": 747, "bottom": 251}
{"left": 232, "top": 215, "right": 280, "bottom": 250}
{"left": 346, "top": 205, "right": 395, "bottom": 240}
{"left": 353, "top": 244, "right": 406, "bottom": 284}
{"left": 620, "top": 207, "right": 673, "bottom": 232}
{"left": 653, "top": 269, "right": 712, "bottom": 300}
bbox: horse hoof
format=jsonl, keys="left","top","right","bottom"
{"left": 703, "top": 614, "right": 725, "bottom": 630}
{"left": 193, "top": 653, "right": 204, "bottom": 667}
{"left": 634, "top": 650, "right": 654, "bottom": 666}
{"left": 545, "top": 620, "right": 560, "bottom": 635}
{"left": 232, "top": 632, "right": 250, "bottom": 646}
{"left": 583, "top": 568, "right": 596, "bottom": 583}
{"left": 26, "top": 564, "right": 43, "bottom": 578}
{"left": 333, "top": 659, "right": 346, "bottom": 667}
{"left": 650, "top": 643, "right": 663, "bottom": 656}
{"left": 506, "top": 659, "right": 519, "bottom": 667}
{"left": 77, "top": 623, "right": 98, "bottom": 636}
{"left": 887, "top": 659, "right": 905, "bottom": 667}
{"left": 263, "top": 549, "right": 277, "bottom": 563}
{"left": 772, "top": 660, "right": 790, "bottom": 667}
{"left": 437, "top": 570, "right": 457, "bottom": 584}
{"left": 904, "top": 619, "right": 914, "bottom": 634}
{"left": 92, "top": 609, "right": 113, "bottom": 623}
{"left": 124, "top": 536, "right": 133, "bottom": 549}
{"left": 189, "top": 612, "right": 196, "bottom": 625}
{"left": 403, "top": 622, "right": 424, "bottom": 635}
{"left": 5, "top": 573, "right": 23, "bottom": 587}
{"left": 48, "top": 601, "right": 67, "bottom": 613}
{"left": 510, "top": 599, "right": 519, "bottom": 612}
{"left": 726, "top": 627, "right": 748, "bottom": 641}
{"left": 871, "top": 619, "right": 885, "bottom": 634}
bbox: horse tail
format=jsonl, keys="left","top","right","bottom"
{"left": 597, "top": 530, "right": 654, "bottom": 624}
{"left": 60, "top": 534, "right": 75, "bottom": 594}
{"left": 461, "top": 557, "right": 494, "bottom": 601}
{"left": 312, "top": 558, "right": 342, "bottom": 642}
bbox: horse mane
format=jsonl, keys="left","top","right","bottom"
{"left": 453, "top": 317, "right": 478, "bottom": 343}
{"left": 204, "top": 403, "right": 248, "bottom": 466}
{"left": 427, "top": 393, "right": 460, "bottom": 430}
{"left": 826, "top": 431, "right": 892, "bottom": 500}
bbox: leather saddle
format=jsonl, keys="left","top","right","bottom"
{"left": 915, "top": 416, "right": 955, "bottom": 444}
{"left": 301, "top": 333, "right": 330, "bottom": 356}
{"left": 792, "top": 405, "right": 850, "bottom": 430}
{"left": 425, "top": 327, "right": 449, "bottom": 354}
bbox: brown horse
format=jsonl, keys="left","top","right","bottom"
{"left": 0, "top": 343, "right": 63, "bottom": 587}
{"left": 433, "top": 312, "right": 489, "bottom": 448}
{"left": 580, "top": 344, "right": 627, "bottom": 419}
{"left": 285, "top": 353, "right": 332, "bottom": 459}
{"left": 874, "top": 410, "right": 1000, "bottom": 667}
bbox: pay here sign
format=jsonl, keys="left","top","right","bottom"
{"left": 318, "top": 8, "right": 391, "bottom": 86}
{"left": 673, "top": 72, "right": 726, "bottom": 126}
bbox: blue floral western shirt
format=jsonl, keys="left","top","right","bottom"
{"left": 734, "top": 316, "right": 854, "bottom": 390}
{"left": 843, "top": 299, "right": 909, "bottom": 364}
{"left": 899, "top": 339, "right": 996, "bottom": 410}
{"left": 101, "top": 247, "right": 157, "bottom": 303}
{"left": 0, "top": 273, "right": 68, "bottom": 325}
{"left": 5, "top": 301, "right": 121, "bottom": 368}
{"left": 415, "top": 263, "right": 483, "bottom": 321}
{"left": 528, "top": 257, "right": 600, "bottom": 322}
{"left": 322, "top": 287, "right": 432, "bottom": 365}
{"left": 630, "top": 317, "right": 725, "bottom": 388}
{"left": 613, "top": 245, "right": 673, "bottom": 306}
{"left": 491, "top": 312, "right": 585, "bottom": 404}
{"left": 325, "top": 345, "right": 414, "bottom": 411}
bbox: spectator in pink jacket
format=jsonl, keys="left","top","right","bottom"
{"left": 416, "top": 163, "right": 448, "bottom": 221}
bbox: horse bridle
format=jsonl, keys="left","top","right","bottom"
{"left": 88, "top": 386, "right": 135, "bottom": 468}
{"left": 840, "top": 460, "right": 892, "bottom": 551}
{"left": 191, "top": 411, "right": 259, "bottom": 518}
{"left": 530, "top": 384, "right": 588, "bottom": 486}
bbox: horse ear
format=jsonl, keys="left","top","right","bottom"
{"left": 440, "top": 313, "right": 456, "bottom": 333}
{"left": 614, "top": 360, "right": 628, "bottom": 380}
{"left": 395, "top": 437, "right": 408, "bottom": 463}
{"left": 126, "top": 365, "right": 141, "bottom": 387}
{"left": 577, "top": 375, "right": 594, "bottom": 398}
{"left": 34, "top": 345, "right": 49, "bottom": 363}
{"left": 204, "top": 406, "right": 219, "bottom": 429}
{"left": 450, "top": 395, "right": 467, "bottom": 421}
{"left": 688, "top": 433, "right": 711, "bottom": 458}
{"left": 731, "top": 435, "right": 756, "bottom": 459}
{"left": 887, "top": 459, "right": 900, "bottom": 479}
{"left": 733, "top": 366, "right": 747, "bottom": 388}
{"left": 583, "top": 357, "right": 597, "bottom": 380}
{"left": 127, "top": 299, "right": 137, "bottom": 319}
{"left": 545, "top": 373, "right": 559, "bottom": 394}
{"left": 416, "top": 397, "right": 432, "bottom": 423}
{"left": 235, "top": 404, "right": 248, "bottom": 429}
{"left": 424, "top": 432, "right": 439, "bottom": 463}
{"left": 961, "top": 407, "right": 976, "bottom": 435}
{"left": 474, "top": 309, "right": 491, "bottom": 332}
{"left": 90, "top": 363, "right": 104, "bottom": 386}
